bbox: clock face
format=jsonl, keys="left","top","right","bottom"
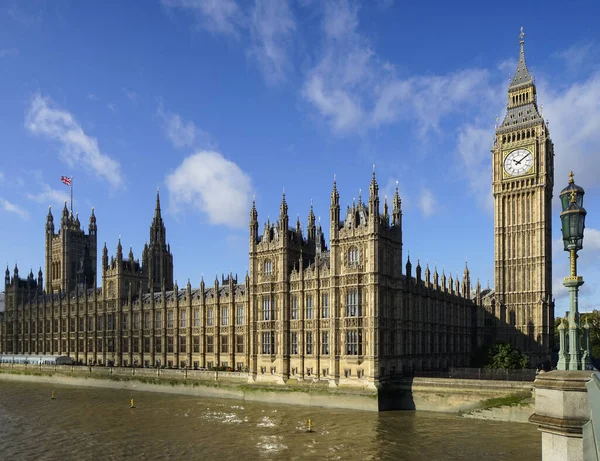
{"left": 504, "top": 148, "right": 534, "bottom": 177}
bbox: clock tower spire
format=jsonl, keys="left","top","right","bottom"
{"left": 492, "top": 28, "right": 554, "bottom": 367}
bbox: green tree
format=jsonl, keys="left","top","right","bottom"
{"left": 485, "top": 342, "right": 529, "bottom": 370}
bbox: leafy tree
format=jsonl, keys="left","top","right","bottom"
{"left": 485, "top": 342, "right": 529, "bottom": 370}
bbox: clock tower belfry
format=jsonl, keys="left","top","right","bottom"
{"left": 492, "top": 28, "right": 554, "bottom": 366}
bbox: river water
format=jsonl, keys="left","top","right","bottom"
{"left": 0, "top": 381, "right": 540, "bottom": 460}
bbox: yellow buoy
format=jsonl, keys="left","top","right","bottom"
{"left": 51, "top": 391, "right": 55, "bottom": 400}
{"left": 306, "top": 419, "right": 313, "bottom": 433}
{"left": 130, "top": 399, "right": 135, "bottom": 409}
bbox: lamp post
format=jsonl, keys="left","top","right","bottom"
{"left": 557, "top": 171, "right": 588, "bottom": 370}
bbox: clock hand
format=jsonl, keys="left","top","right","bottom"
{"left": 514, "top": 154, "right": 530, "bottom": 165}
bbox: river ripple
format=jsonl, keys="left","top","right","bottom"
{"left": 0, "top": 381, "right": 540, "bottom": 460}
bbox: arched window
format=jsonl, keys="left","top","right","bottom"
{"left": 348, "top": 247, "right": 359, "bottom": 266}
{"left": 108, "top": 281, "right": 115, "bottom": 297}
{"left": 263, "top": 259, "right": 273, "bottom": 275}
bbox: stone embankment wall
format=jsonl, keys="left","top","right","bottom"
{"left": 383, "top": 377, "right": 533, "bottom": 413}
{"left": 0, "top": 364, "right": 533, "bottom": 415}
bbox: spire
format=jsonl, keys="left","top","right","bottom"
{"left": 250, "top": 197, "right": 258, "bottom": 223}
{"left": 330, "top": 174, "right": 339, "bottom": 204}
{"left": 155, "top": 187, "right": 162, "bottom": 220}
{"left": 116, "top": 238, "right": 123, "bottom": 261}
{"left": 369, "top": 167, "right": 380, "bottom": 219}
{"left": 46, "top": 206, "right": 55, "bottom": 233}
{"left": 280, "top": 188, "right": 288, "bottom": 218}
{"left": 61, "top": 200, "right": 69, "bottom": 224}
{"left": 88, "top": 207, "right": 97, "bottom": 234}
{"left": 369, "top": 165, "right": 379, "bottom": 198}
{"left": 392, "top": 181, "right": 401, "bottom": 226}
{"left": 308, "top": 199, "right": 316, "bottom": 240}
{"left": 510, "top": 27, "right": 532, "bottom": 90}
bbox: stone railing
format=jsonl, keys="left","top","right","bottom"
{"left": 584, "top": 372, "right": 600, "bottom": 461}
{"left": 0, "top": 362, "right": 249, "bottom": 383}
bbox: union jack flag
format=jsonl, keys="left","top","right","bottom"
{"left": 61, "top": 176, "right": 72, "bottom": 186}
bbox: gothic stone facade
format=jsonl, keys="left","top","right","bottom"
{"left": 0, "top": 175, "right": 487, "bottom": 387}
{"left": 0, "top": 31, "right": 554, "bottom": 382}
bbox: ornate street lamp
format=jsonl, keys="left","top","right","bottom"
{"left": 557, "top": 172, "right": 592, "bottom": 370}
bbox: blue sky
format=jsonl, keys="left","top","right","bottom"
{"left": 1, "top": 0, "right": 599, "bottom": 316}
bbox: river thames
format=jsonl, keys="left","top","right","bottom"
{"left": 0, "top": 380, "right": 540, "bottom": 460}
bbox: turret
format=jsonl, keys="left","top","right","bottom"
{"left": 330, "top": 176, "right": 340, "bottom": 233}
{"left": 5, "top": 266, "right": 10, "bottom": 287}
{"left": 37, "top": 267, "right": 43, "bottom": 289}
{"left": 462, "top": 262, "right": 471, "bottom": 298}
{"left": 307, "top": 200, "right": 316, "bottom": 241}
{"left": 383, "top": 196, "right": 389, "bottom": 226}
{"left": 61, "top": 201, "right": 69, "bottom": 226}
{"left": 74, "top": 212, "right": 80, "bottom": 229}
{"left": 128, "top": 247, "right": 134, "bottom": 264}
{"left": 279, "top": 190, "right": 288, "bottom": 233}
{"left": 46, "top": 206, "right": 55, "bottom": 233}
{"left": 424, "top": 262, "right": 431, "bottom": 285}
{"left": 368, "top": 167, "right": 379, "bottom": 221}
{"left": 13, "top": 263, "right": 19, "bottom": 280}
{"left": 405, "top": 255, "right": 412, "bottom": 279}
{"left": 89, "top": 207, "right": 97, "bottom": 235}
{"left": 102, "top": 242, "right": 108, "bottom": 272}
{"left": 295, "top": 214, "right": 302, "bottom": 240}
{"left": 415, "top": 259, "right": 422, "bottom": 283}
{"left": 250, "top": 199, "right": 258, "bottom": 246}
{"left": 392, "top": 182, "right": 401, "bottom": 226}
{"left": 116, "top": 238, "right": 123, "bottom": 263}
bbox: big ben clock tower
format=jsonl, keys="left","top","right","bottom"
{"left": 492, "top": 28, "right": 554, "bottom": 366}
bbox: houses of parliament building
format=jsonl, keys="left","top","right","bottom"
{"left": 0, "top": 30, "right": 555, "bottom": 386}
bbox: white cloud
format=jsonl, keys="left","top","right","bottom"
{"left": 7, "top": 5, "right": 42, "bottom": 27}
{"left": 302, "top": 0, "right": 494, "bottom": 135}
{"left": 166, "top": 150, "right": 253, "bottom": 228}
{"left": 554, "top": 41, "right": 597, "bottom": 73}
{"left": 106, "top": 103, "right": 116, "bottom": 112}
{"left": 0, "top": 171, "right": 4, "bottom": 181}
{"left": 25, "top": 93, "right": 124, "bottom": 189}
{"left": 0, "top": 198, "right": 29, "bottom": 220}
{"left": 163, "top": 0, "right": 296, "bottom": 85}
{"left": 419, "top": 188, "right": 436, "bottom": 217}
{"left": 123, "top": 88, "right": 137, "bottom": 101}
{"left": 552, "top": 228, "right": 600, "bottom": 310}
{"left": 540, "top": 73, "right": 600, "bottom": 203}
{"left": 456, "top": 124, "right": 494, "bottom": 211}
{"left": 27, "top": 183, "right": 70, "bottom": 208}
{"left": 0, "top": 48, "right": 18, "bottom": 58}
{"left": 162, "top": 0, "right": 244, "bottom": 36}
{"left": 157, "top": 105, "right": 212, "bottom": 149}
{"left": 86, "top": 94, "right": 98, "bottom": 101}
{"left": 247, "top": 0, "right": 295, "bottom": 85}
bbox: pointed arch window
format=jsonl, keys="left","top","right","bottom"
{"left": 263, "top": 260, "right": 273, "bottom": 275}
{"left": 348, "top": 247, "right": 359, "bottom": 266}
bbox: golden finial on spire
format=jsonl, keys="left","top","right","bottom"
{"left": 569, "top": 171, "right": 575, "bottom": 184}
{"left": 519, "top": 26, "right": 525, "bottom": 43}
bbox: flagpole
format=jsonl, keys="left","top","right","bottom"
{"left": 70, "top": 176, "right": 73, "bottom": 214}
